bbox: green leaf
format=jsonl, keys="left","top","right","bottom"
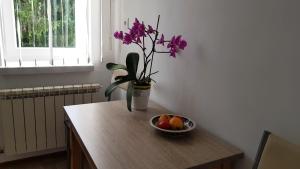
{"left": 114, "top": 75, "right": 127, "bottom": 81}
{"left": 126, "top": 53, "right": 139, "bottom": 80}
{"left": 126, "top": 81, "right": 133, "bottom": 111}
{"left": 106, "top": 63, "right": 127, "bottom": 71}
{"left": 105, "top": 78, "right": 131, "bottom": 101}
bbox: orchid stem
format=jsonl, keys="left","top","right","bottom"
{"left": 149, "top": 15, "right": 160, "bottom": 81}
{"left": 155, "top": 51, "right": 170, "bottom": 54}
{"left": 134, "top": 42, "right": 143, "bottom": 50}
{"left": 142, "top": 23, "right": 147, "bottom": 80}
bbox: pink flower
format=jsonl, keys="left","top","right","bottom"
{"left": 114, "top": 31, "right": 123, "bottom": 40}
{"left": 133, "top": 18, "right": 140, "bottom": 26}
{"left": 138, "top": 24, "right": 146, "bottom": 36}
{"left": 129, "top": 28, "right": 137, "bottom": 37}
{"left": 167, "top": 36, "right": 176, "bottom": 48}
{"left": 115, "top": 31, "right": 123, "bottom": 40}
{"left": 147, "top": 25, "right": 155, "bottom": 34}
{"left": 119, "top": 31, "right": 124, "bottom": 40}
{"left": 179, "top": 39, "right": 187, "bottom": 50}
{"left": 114, "top": 31, "right": 119, "bottom": 39}
{"left": 175, "top": 35, "right": 182, "bottom": 45}
{"left": 170, "top": 47, "right": 177, "bottom": 58}
{"left": 129, "top": 18, "right": 146, "bottom": 42}
{"left": 166, "top": 35, "right": 188, "bottom": 57}
{"left": 113, "top": 17, "right": 188, "bottom": 59}
{"left": 123, "top": 33, "right": 133, "bottom": 44}
{"left": 130, "top": 19, "right": 141, "bottom": 36}
{"left": 157, "top": 34, "right": 165, "bottom": 46}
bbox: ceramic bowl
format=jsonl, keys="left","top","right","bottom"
{"left": 150, "top": 114, "right": 196, "bottom": 134}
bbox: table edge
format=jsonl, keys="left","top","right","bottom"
{"left": 65, "top": 109, "right": 98, "bottom": 169}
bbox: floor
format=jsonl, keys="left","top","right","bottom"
{"left": 0, "top": 152, "right": 67, "bottom": 169}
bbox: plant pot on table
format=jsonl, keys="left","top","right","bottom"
{"left": 132, "top": 83, "right": 151, "bottom": 111}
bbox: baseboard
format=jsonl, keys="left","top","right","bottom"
{"left": 0, "top": 147, "right": 66, "bottom": 163}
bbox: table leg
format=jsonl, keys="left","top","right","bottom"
{"left": 70, "top": 130, "right": 83, "bottom": 169}
{"left": 222, "top": 161, "right": 233, "bottom": 169}
{"left": 65, "top": 120, "right": 71, "bottom": 169}
{"left": 210, "top": 163, "right": 222, "bottom": 169}
{"left": 208, "top": 161, "right": 233, "bottom": 169}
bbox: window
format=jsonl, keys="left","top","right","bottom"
{"left": 0, "top": 0, "right": 92, "bottom": 68}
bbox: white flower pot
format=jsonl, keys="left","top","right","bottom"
{"left": 132, "top": 85, "right": 151, "bottom": 111}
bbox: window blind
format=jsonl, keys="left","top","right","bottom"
{"left": 0, "top": 0, "right": 91, "bottom": 67}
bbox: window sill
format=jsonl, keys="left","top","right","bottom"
{"left": 0, "top": 65, "right": 94, "bottom": 75}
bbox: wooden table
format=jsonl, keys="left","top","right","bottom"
{"left": 64, "top": 100, "right": 243, "bottom": 169}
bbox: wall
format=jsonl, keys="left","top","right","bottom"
{"left": 120, "top": 0, "right": 300, "bottom": 168}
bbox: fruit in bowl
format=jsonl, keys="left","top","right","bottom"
{"left": 158, "top": 114, "right": 171, "bottom": 122}
{"left": 150, "top": 114, "right": 196, "bottom": 134}
{"left": 157, "top": 119, "right": 171, "bottom": 129}
{"left": 169, "top": 116, "right": 184, "bottom": 130}
{"left": 156, "top": 114, "right": 184, "bottom": 130}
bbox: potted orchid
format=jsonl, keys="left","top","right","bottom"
{"left": 105, "top": 15, "right": 187, "bottom": 111}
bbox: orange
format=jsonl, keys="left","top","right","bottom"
{"left": 158, "top": 114, "right": 170, "bottom": 122}
{"left": 169, "top": 116, "right": 184, "bottom": 130}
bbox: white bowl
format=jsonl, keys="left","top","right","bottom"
{"left": 149, "top": 114, "right": 196, "bottom": 134}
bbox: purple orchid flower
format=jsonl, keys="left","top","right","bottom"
{"left": 138, "top": 24, "right": 146, "bottom": 36}
{"left": 157, "top": 34, "right": 165, "bottom": 46}
{"left": 166, "top": 35, "right": 188, "bottom": 56}
{"left": 136, "top": 37, "right": 142, "bottom": 44}
{"left": 170, "top": 47, "right": 177, "bottom": 58}
{"left": 167, "top": 36, "right": 176, "bottom": 48}
{"left": 123, "top": 33, "right": 133, "bottom": 44}
{"left": 147, "top": 25, "right": 155, "bottom": 34}
{"left": 166, "top": 35, "right": 188, "bottom": 57}
{"left": 179, "top": 39, "right": 187, "bottom": 50}
{"left": 119, "top": 31, "right": 124, "bottom": 40}
{"left": 133, "top": 18, "right": 140, "bottom": 26}
{"left": 129, "top": 28, "right": 137, "bottom": 37}
{"left": 114, "top": 17, "right": 187, "bottom": 60}
{"left": 175, "top": 35, "right": 182, "bottom": 45}
{"left": 114, "top": 31, "right": 124, "bottom": 40}
{"left": 114, "top": 31, "right": 119, "bottom": 39}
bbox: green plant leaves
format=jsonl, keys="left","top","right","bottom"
{"left": 105, "top": 77, "right": 131, "bottom": 101}
{"left": 114, "top": 75, "right": 127, "bottom": 81}
{"left": 126, "top": 53, "right": 139, "bottom": 80}
{"left": 106, "top": 63, "right": 127, "bottom": 71}
{"left": 105, "top": 53, "right": 140, "bottom": 111}
{"left": 126, "top": 82, "right": 133, "bottom": 111}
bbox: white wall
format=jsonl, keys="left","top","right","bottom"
{"left": 120, "top": 0, "right": 300, "bottom": 168}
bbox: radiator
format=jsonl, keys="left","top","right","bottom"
{"left": 0, "top": 84, "right": 102, "bottom": 155}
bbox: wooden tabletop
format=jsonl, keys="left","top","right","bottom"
{"left": 64, "top": 100, "right": 243, "bottom": 169}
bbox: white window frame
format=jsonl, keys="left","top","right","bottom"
{"left": 0, "top": 0, "right": 97, "bottom": 70}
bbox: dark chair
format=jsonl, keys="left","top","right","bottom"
{"left": 252, "top": 130, "right": 300, "bottom": 169}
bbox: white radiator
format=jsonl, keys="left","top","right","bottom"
{"left": 0, "top": 84, "right": 101, "bottom": 155}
